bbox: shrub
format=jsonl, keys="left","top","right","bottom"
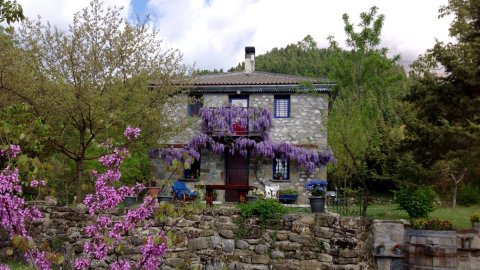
{"left": 457, "top": 184, "right": 480, "bottom": 206}
{"left": 238, "top": 198, "right": 287, "bottom": 224}
{"left": 471, "top": 214, "right": 480, "bottom": 223}
{"left": 394, "top": 186, "right": 437, "bottom": 219}
{"left": 412, "top": 218, "right": 453, "bottom": 230}
{"left": 279, "top": 189, "right": 299, "bottom": 196}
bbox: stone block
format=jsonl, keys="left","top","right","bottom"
{"left": 235, "top": 240, "right": 249, "bottom": 250}
{"left": 270, "top": 250, "right": 285, "bottom": 259}
{"left": 300, "top": 260, "right": 323, "bottom": 270}
{"left": 315, "top": 227, "right": 334, "bottom": 239}
{"left": 164, "top": 258, "right": 185, "bottom": 267}
{"left": 254, "top": 244, "right": 268, "bottom": 255}
{"left": 318, "top": 253, "right": 333, "bottom": 262}
{"left": 339, "top": 249, "right": 358, "bottom": 258}
{"left": 219, "top": 229, "right": 235, "bottom": 239}
{"left": 252, "top": 254, "right": 270, "bottom": 264}
{"left": 188, "top": 237, "right": 210, "bottom": 251}
{"left": 316, "top": 214, "right": 338, "bottom": 228}
{"left": 222, "top": 239, "right": 235, "bottom": 253}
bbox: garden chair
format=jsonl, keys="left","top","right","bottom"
{"left": 172, "top": 180, "right": 198, "bottom": 202}
{"left": 265, "top": 184, "right": 280, "bottom": 200}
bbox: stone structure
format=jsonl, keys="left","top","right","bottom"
{"left": 5, "top": 204, "right": 373, "bottom": 270}
{"left": 372, "top": 220, "right": 480, "bottom": 270}
{"left": 150, "top": 47, "right": 333, "bottom": 205}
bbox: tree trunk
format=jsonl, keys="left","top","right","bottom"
{"left": 75, "top": 159, "right": 85, "bottom": 202}
{"left": 450, "top": 168, "right": 466, "bottom": 208}
{"left": 452, "top": 183, "right": 458, "bottom": 208}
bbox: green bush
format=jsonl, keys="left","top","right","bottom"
{"left": 412, "top": 218, "right": 453, "bottom": 230}
{"left": 394, "top": 186, "right": 437, "bottom": 219}
{"left": 457, "top": 184, "right": 480, "bottom": 206}
{"left": 279, "top": 189, "right": 299, "bottom": 195}
{"left": 238, "top": 198, "right": 287, "bottom": 223}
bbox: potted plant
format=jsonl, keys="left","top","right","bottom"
{"left": 123, "top": 195, "right": 137, "bottom": 207}
{"left": 392, "top": 244, "right": 403, "bottom": 255}
{"left": 279, "top": 189, "right": 299, "bottom": 204}
{"left": 145, "top": 177, "right": 162, "bottom": 197}
{"left": 471, "top": 214, "right": 480, "bottom": 232}
{"left": 461, "top": 237, "right": 471, "bottom": 249}
{"left": 376, "top": 242, "right": 385, "bottom": 254}
{"left": 304, "top": 179, "right": 328, "bottom": 213}
{"left": 157, "top": 187, "right": 173, "bottom": 203}
{"left": 247, "top": 189, "right": 264, "bottom": 202}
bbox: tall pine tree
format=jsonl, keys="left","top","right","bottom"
{"left": 404, "top": 0, "right": 480, "bottom": 207}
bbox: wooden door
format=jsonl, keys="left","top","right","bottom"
{"left": 225, "top": 153, "right": 249, "bottom": 202}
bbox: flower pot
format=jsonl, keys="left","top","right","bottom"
{"left": 394, "top": 248, "right": 402, "bottom": 255}
{"left": 146, "top": 187, "right": 161, "bottom": 198}
{"left": 247, "top": 195, "right": 259, "bottom": 202}
{"left": 309, "top": 196, "right": 325, "bottom": 213}
{"left": 462, "top": 239, "right": 471, "bottom": 249}
{"left": 376, "top": 246, "right": 385, "bottom": 254}
{"left": 472, "top": 222, "right": 480, "bottom": 232}
{"left": 157, "top": 195, "right": 173, "bottom": 203}
{"left": 279, "top": 194, "right": 298, "bottom": 204}
{"left": 123, "top": 196, "right": 136, "bottom": 207}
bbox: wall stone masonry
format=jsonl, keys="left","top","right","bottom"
{"left": 1, "top": 203, "right": 374, "bottom": 270}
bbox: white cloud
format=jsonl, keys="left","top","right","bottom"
{"left": 16, "top": 0, "right": 131, "bottom": 29}
{"left": 15, "top": 0, "right": 453, "bottom": 70}
{"left": 148, "top": 0, "right": 453, "bottom": 70}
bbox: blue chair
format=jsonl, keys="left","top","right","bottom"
{"left": 172, "top": 181, "right": 198, "bottom": 202}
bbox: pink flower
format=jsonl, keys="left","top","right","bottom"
{"left": 74, "top": 258, "right": 90, "bottom": 270}
{"left": 30, "top": 180, "right": 46, "bottom": 188}
{"left": 124, "top": 126, "right": 141, "bottom": 140}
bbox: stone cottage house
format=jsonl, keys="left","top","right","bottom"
{"left": 150, "top": 47, "right": 333, "bottom": 204}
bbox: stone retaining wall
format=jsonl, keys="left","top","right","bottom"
{"left": 1, "top": 203, "right": 373, "bottom": 270}
{"left": 373, "top": 220, "right": 480, "bottom": 270}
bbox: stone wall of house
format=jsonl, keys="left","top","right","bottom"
{"left": 164, "top": 93, "right": 329, "bottom": 147}
{"left": 202, "top": 93, "right": 329, "bottom": 146}
{"left": 151, "top": 92, "right": 329, "bottom": 204}
{"left": 150, "top": 150, "right": 327, "bottom": 204}
{"left": 2, "top": 204, "right": 373, "bottom": 270}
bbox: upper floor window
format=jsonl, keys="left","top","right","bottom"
{"left": 274, "top": 95, "right": 290, "bottom": 118}
{"left": 273, "top": 156, "right": 289, "bottom": 180}
{"left": 229, "top": 96, "right": 249, "bottom": 135}
{"left": 188, "top": 95, "right": 203, "bottom": 116}
{"left": 229, "top": 96, "right": 249, "bottom": 108}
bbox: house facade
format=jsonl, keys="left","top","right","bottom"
{"left": 150, "top": 47, "right": 333, "bottom": 204}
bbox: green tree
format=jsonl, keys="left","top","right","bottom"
{"left": 0, "top": 0, "right": 190, "bottom": 199}
{"left": 327, "top": 6, "right": 408, "bottom": 216}
{"left": 229, "top": 35, "right": 332, "bottom": 78}
{"left": 0, "top": 0, "right": 24, "bottom": 24}
{"left": 403, "top": 0, "right": 480, "bottom": 206}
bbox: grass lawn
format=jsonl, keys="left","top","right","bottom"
{"left": 0, "top": 259, "right": 34, "bottom": 270}
{"left": 366, "top": 204, "right": 479, "bottom": 229}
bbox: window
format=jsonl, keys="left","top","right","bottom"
{"left": 229, "top": 96, "right": 249, "bottom": 135}
{"left": 273, "top": 156, "right": 289, "bottom": 180}
{"left": 274, "top": 95, "right": 290, "bottom": 118}
{"left": 188, "top": 95, "right": 203, "bottom": 116}
{"left": 183, "top": 157, "right": 201, "bottom": 179}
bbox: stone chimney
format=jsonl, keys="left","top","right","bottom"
{"left": 244, "top": 46, "right": 255, "bottom": 73}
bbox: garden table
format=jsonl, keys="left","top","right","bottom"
{"left": 194, "top": 184, "right": 256, "bottom": 207}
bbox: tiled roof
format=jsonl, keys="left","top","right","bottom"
{"left": 191, "top": 72, "right": 329, "bottom": 86}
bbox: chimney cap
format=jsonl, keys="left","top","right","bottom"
{"left": 245, "top": 46, "right": 255, "bottom": 54}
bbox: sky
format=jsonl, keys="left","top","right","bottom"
{"left": 16, "top": 0, "right": 453, "bottom": 71}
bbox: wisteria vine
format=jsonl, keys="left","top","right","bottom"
{"left": 150, "top": 107, "right": 335, "bottom": 173}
